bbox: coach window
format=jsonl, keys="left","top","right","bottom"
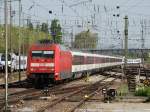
{"left": 86, "top": 56, "right": 94, "bottom": 64}
{"left": 106, "top": 58, "right": 109, "bottom": 62}
{"left": 101, "top": 58, "right": 104, "bottom": 63}
{"left": 113, "top": 58, "right": 115, "bottom": 62}
{"left": 95, "top": 57, "right": 99, "bottom": 63}
{"left": 98, "top": 57, "right": 103, "bottom": 63}
{"left": 109, "top": 58, "right": 112, "bottom": 62}
{"left": 73, "top": 55, "right": 84, "bottom": 65}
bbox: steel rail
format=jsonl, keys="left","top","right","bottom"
{"left": 68, "top": 79, "right": 116, "bottom": 112}
{"left": 37, "top": 77, "right": 109, "bottom": 112}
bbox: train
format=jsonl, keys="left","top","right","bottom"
{"left": 0, "top": 53, "right": 27, "bottom": 72}
{"left": 27, "top": 41, "right": 124, "bottom": 87}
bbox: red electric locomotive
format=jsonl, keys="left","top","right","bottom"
{"left": 27, "top": 41, "right": 123, "bottom": 87}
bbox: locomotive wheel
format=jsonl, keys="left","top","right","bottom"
{"left": 34, "top": 77, "right": 44, "bottom": 89}
{"left": 35, "top": 78, "right": 52, "bottom": 89}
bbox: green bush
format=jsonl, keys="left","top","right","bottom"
{"left": 135, "top": 87, "right": 150, "bottom": 96}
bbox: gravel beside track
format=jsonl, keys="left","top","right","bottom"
{"left": 0, "top": 74, "right": 104, "bottom": 111}
{"left": 0, "top": 72, "right": 26, "bottom": 86}
{"left": 1, "top": 72, "right": 122, "bottom": 112}
{"left": 37, "top": 77, "right": 108, "bottom": 112}
{"left": 43, "top": 78, "right": 116, "bottom": 112}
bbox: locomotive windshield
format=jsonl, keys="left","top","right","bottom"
{"left": 32, "top": 50, "right": 54, "bottom": 58}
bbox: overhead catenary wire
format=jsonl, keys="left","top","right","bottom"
{"left": 1, "top": 0, "right": 150, "bottom": 50}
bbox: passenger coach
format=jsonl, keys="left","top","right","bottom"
{"left": 27, "top": 42, "right": 123, "bottom": 87}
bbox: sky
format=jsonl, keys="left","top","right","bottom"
{"left": 1, "top": 0, "right": 150, "bottom": 49}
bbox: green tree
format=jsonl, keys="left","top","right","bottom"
{"left": 50, "top": 19, "right": 62, "bottom": 43}
{"left": 41, "top": 22, "right": 48, "bottom": 33}
{"left": 74, "top": 30, "right": 98, "bottom": 49}
{"left": 36, "top": 24, "right": 40, "bottom": 32}
{"left": 0, "top": 25, "right": 51, "bottom": 54}
{"left": 28, "top": 22, "right": 33, "bottom": 30}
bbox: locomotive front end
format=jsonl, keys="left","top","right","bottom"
{"left": 27, "top": 44, "right": 59, "bottom": 87}
{"left": 30, "top": 50, "right": 54, "bottom": 73}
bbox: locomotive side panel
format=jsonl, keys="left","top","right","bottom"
{"left": 59, "top": 51, "right": 72, "bottom": 80}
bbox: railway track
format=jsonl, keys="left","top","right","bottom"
{"left": 0, "top": 71, "right": 28, "bottom": 89}
{"left": 0, "top": 83, "right": 68, "bottom": 110}
{"left": 0, "top": 75, "right": 97, "bottom": 111}
{"left": 0, "top": 71, "right": 121, "bottom": 111}
{"left": 68, "top": 79, "right": 116, "bottom": 112}
{"left": 36, "top": 77, "right": 116, "bottom": 112}
{"left": 0, "top": 79, "right": 30, "bottom": 89}
{"left": 0, "top": 88, "right": 40, "bottom": 110}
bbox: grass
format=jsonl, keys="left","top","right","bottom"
{"left": 117, "top": 83, "right": 128, "bottom": 96}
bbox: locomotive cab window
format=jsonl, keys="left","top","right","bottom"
{"left": 32, "top": 50, "right": 54, "bottom": 58}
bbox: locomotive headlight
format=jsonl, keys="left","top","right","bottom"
{"left": 51, "top": 68, "right": 54, "bottom": 71}
{"left": 31, "top": 68, "right": 34, "bottom": 71}
{"left": 45, "top": 63, "right": 54, "bottom": 67}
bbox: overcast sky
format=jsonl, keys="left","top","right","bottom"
{"left": 1, "top": 0, "right": 150, "bottom": 49}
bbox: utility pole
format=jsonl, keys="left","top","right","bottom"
{"left": 141, "top": 20, "right": 144, "bottom": 49}
{"left": 22, "top": 13, "right": 25, "bottom": 71}
{"left": 9, "top": 0, "right": 13, "bottom": 74}
{"left": 4, "top": 0, "right": 8, "bottom": 111}
{"left": 124, "top": 15, "right": 128, "bottom": 67}
{"left": 9, "top": 0, "right": 12, "bottom": 51}
{"left": 71, "top": 26, "right": 73, "bottom": 48}
{"left": 141, "top": 19, "right": 146, "bottom": 66}
{"left": 124, "top": 16, "right": 136, "bottom": 93}
{"left": 47, "top": 20, "right": 49, "bottom": 38}
{"left": 141, "top": 20, "right": 144, "bottom": 65}
{"left": 18, "top": 0, "right": 21, "bottom": 82}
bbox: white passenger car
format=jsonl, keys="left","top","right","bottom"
{"left": 0, "top": 53, "right": 27, "bottom": 72}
